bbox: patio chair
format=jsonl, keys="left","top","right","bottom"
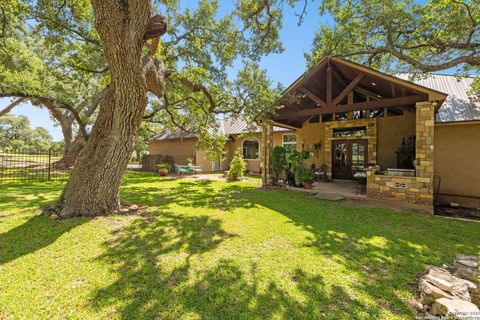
{"left": 352, "top": 168, "right": 367, "bottom": 194}
{"left": 191, "top": 166, "right": 203, "bottom": 174}
{"left": 313, "top": 164, "right": 328, "bottom": 182}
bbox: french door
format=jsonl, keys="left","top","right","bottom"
{"left": 332, "top": 140, "right": 368, "bottom": 180}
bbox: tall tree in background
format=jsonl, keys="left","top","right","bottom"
{"left": 1, "top": 0, "right": 294, "bottom": 217}
{"left": 308, "top": 0, "right": 479, "bottom": 91}
{"left": 0, "top": 114, "right": 61, "bottom": 152}
{"left": 0, "top": 0, "right": 107, "bottom": 167}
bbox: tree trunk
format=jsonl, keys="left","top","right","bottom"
{"left": 57, "top": 0, "right": 166, "bottom": 218}
{"left": 54, "top": 133, "right": 87, "bottom": 168}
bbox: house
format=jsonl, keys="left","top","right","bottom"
{"left": 149, "top": 118, "right": 292, "bottom": 173}
{"left": 150, "top": 57, "right": 480, "bottom": 211}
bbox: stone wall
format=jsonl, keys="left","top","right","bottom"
{"left": 366, "top": 169, "right": 434, "bottom": 209}
{"left": 366, "top": 102, "right": 436, "bottom": 211}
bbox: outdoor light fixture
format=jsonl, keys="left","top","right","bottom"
{"left": 371, "top": 82, "right": 377, "bottom": 86}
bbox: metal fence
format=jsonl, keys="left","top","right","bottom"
{"left": 0, "top": 149, "right": 70, "bottom": 183}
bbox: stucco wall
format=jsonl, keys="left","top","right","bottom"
{"left": 224, "top": 132, "right": 288, "bottom": 173}
{"left": 435, "top": 122, "right": 480, "bottom": 208}
{"left": 149, "top": 131, "right": 290, "bottom": 174}
{"left": 149, "top": 139, "right": 196, "bottom": 165}
{"left": 377, "top": 112, "right": 416, "bottom": 170}
{"left": 295, "top": 122, "right": 325, "bottom": 168}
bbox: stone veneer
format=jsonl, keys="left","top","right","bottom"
{"left": 324, "top": 118, "right": 377, "bottom": 179}
{"left": 366, "top": 102, "right": 436, "bottom": 211}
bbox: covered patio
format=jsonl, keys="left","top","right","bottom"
{"left": 261, "top": 57, "right": 448, "bottom": 212}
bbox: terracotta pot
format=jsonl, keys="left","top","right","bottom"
{"left": 304, "top": 183, "right": 313, "bottom": 189}
{"left": 158, "top": 168, "right": 169, "bottom": 176}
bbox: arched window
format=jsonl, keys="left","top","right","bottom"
{"left": 242, "top": 139, "right": 259, "bottom": 160}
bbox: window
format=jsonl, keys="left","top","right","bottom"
{"left": 309, "top": 115, "right": 320, "bottom": 123}
{"left": 242, "top": 139, "right": 259, "bottom": 160}
{"left": 282, "top": 134, "right": 297, "bottom": 152}
{"left": 321, "top": 114, "right": 334, "bottom": 122}
{"left": 333, "top": 127, "right": 366, "bottom": 138}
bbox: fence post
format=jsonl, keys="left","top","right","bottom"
{"left": 48, "top": 148, "right": 51, "bottom": 181}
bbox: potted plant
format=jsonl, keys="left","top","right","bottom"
{"left": 156, "top": 163, "right": 171, "bottom": 176}
{"left": 302, "top": 171, "right": 314, "bottom": 189}
{"left": 287, "top": 150, "right": 310, "bottom": 187}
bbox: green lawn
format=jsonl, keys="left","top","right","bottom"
{"left": 0, "top": 172, "right": 479, "bottom": 320}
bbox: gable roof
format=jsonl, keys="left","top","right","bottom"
{"left": 395, "top": 74, "right": 480, "bottom": 123}
{"left": 274, "top": 57, "right": 450, "bottom": 127}
{"left": 152, "top": 118, "right": 289, "bottom": 141}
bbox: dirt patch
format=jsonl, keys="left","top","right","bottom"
{"left": 435, "top": 205, "right": 480, "bottom": 221}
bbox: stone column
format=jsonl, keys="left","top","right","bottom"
{"left": 415, "top": 101, "right": 436, "bottom": 205}
{"left": 261, "top": 119, "right": 273, "bottom": 187}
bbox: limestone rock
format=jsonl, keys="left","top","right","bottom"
{"left": 472, "top": 290, "right": 480, "bottom": 307}
{"left": 424, "top": 266, "right": 472, "bottom": 301}
{"left": 455, "top": 256, "right": 480, "bottom": 269}
{"left": 419, "top": 278, "right": 455, "bottom": 304}
{"left": 455, "top": 267, "right": 480, "bottom": 284}
{"left": 431, "top": 298, "right": 479, "bottom": 318}
{"left": 454, "top": 256, "right": 480, "bottom": 284}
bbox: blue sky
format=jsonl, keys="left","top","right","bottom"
{"left": 0, "top": 1, "right": 325, "bottom": 141}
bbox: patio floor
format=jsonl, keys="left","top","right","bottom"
{"left": 312, "top": 179, "right": 367, "bottom": 200}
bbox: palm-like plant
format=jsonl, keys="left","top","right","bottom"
{"left": 272, "top": 146, "right": 287, "bottom": 182}
{"left": 287, "top": 150, "right": 310, "bottom": 186}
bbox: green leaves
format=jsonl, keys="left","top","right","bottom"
{"left": 0, "top": 114, "right": 58, "bottom": 152}
{"left": 309, "top": 0, "right": 479, "bottom": 89}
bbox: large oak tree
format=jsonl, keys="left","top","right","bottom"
{"left": 2, "top": 0, "right": 296, "bottom": 217}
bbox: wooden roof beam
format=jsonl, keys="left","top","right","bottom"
{"left": 332, "top": 73, "right": 365, "bottom": 107}
{"left": 274, "top": 95, "right": 425, "bottom": 119}
{"left": 326, "top": 65, "right": 332, "bottom": 107}
{"left": 298, "top": 87, "right": 326, "bottom": 107}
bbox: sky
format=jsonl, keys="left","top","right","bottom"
{"left": 0, "top": 1, "right": 326, "bottom": 142}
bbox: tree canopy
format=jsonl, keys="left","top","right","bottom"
{"left": 308, "top": 0, "right": 480, "bottom": 91}
{"left": 0, "top": 114, "right": 62, "bottom": 152}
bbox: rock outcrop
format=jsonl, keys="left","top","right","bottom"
{"left": 419, "top": 256, "right": 480, "bottom": 319}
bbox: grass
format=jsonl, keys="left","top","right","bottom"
{"left": 0, "top": 172, "right": 479, "bottom": 320}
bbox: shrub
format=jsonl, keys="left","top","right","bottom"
{"left": 156, "top": 163, "right": 172, "bottom": 171}
{"left": 272, "top": 146, "right": 287, "bottom": 181}
{"left": 287, "top": 150, "right": 310, "bottom": 186}
{"left": 227, "top": 150, "right": 246, "bottom": 181}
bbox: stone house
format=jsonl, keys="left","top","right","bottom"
{"left": 149, "top": 118, "right": 292, "bottom": 174}
{"left": 149, "top": 57, "right": 480, "bottom": 211}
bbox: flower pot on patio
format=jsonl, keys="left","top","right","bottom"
{"left": 302, "top": 171, "right": 314, "bottom": 190}
{"left": 156, "top": 163, "right": 171, "bottom": 176}
{"left": 303, "top": 182, "right": 313, "bottom": 190}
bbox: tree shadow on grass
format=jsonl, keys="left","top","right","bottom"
{"left": 95, "top": 179, "right": 480, "bottom": 318}
{"left": 245, "top": 189, "right": 480, "bottom": 316}
{"left": 0, "top": 182, "right": 64, "bottom": 213}
{"left": 0, "top": 214, "right": 86, "bottom": 265}
{"left": 91, "top": 210, "right": 382, "bottom": 320}
{"left": 91, "top": 211, "right": 236, "bottom": 319}
{"left": 121, "top": 179, "right": 256, "bottom": 212}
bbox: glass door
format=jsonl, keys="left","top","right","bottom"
{"left": 332, "top": 140, "right": 368, "bottom": 179}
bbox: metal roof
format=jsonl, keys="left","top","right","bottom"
{"left": 152, "top": 118, "right": 289, "bottom": 141}
{"left": 395, "top": 74, "right": 480, "bottom": 122}
{"left": 153, "top": 73, "right": 479, "bottom": 141}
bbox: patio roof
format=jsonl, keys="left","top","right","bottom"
{"left": 273, "top": 57, "right": 448, "bottom": 127}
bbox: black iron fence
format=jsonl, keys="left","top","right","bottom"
{"left": 0, "top": 149, "right": 70, "bottom": 183}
